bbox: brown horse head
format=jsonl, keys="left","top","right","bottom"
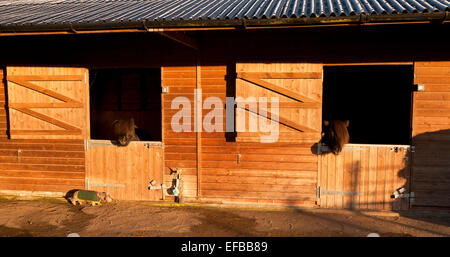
{"left": 321, "top": 120, "right": 349, "bottom": 154}
{"left": 112, "top": 118, "right": 140, "bottom": 146}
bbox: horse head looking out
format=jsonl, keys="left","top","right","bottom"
{"left": 112, "top": 118, "right": 140, "bottom": 146}
{"left": 321, "top": 120, "right": 349, "bottom": 155}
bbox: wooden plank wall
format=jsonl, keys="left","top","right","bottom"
{"left": 86, "top": 140, "right": 163, "bottom": 201}
{"left": 411, "top": 61, "right": 450, "bottom": 208}
{"left": 161, "top": 66, "right": 198, "bottom": 199}
{"left": 235, "top": 63, "right": 323, "bottom": 143}
{"left": 5, "top": 67, "right": 89, "bottom": 140}
{"left": 319, "top": 145, "right": 410, "bottom": 211}
{"left": 197, "top": 65, "right": 317, "bottom": 207}
{"left": 0, "top": 139, "right": 85, "bottom": 193}
{"left": 0, "top": 69, "right": 85, "bottom": 194}
{"left": 161, "top": 65, "right": 318, "bottom": 206}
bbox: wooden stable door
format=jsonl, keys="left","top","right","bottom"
{"left": 318, "top": 144, "right": 411, "bottom": 211}
{"left": 86, "top": 140, "right": 163, "bottom": 201}
{"left": 235, "top": 63, "right": 323, "bottom": 143}
{"left": 6, "top": 67, "right": 89, "bottom": 139}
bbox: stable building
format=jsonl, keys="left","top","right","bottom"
{"left": 0, "top": 0, "right": 449, "bottom": 212}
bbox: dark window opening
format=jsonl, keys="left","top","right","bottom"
{"left": 322, "top": 65, "right": 413, "bottom": 145}
{"left": 89, "top": 68, "right": 161, "bottom": 142}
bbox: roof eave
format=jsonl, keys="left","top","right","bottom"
{"left": 0, "top": 12, "right": 448, "bottom": 35}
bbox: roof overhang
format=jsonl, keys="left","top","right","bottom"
{"left": 0, "top": 11, "right": 449, "bottom": 36}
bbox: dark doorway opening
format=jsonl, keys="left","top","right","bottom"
{"left": 89, "top": 68, "right": 161, "bottom": 142}
{"left": 322, "top": 65, "right": 414, "bottom": 145}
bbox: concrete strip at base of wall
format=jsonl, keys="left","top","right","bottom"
{"left": 0, "top": 190, "right": 66, "bottom": 200}
{"left": 2, "top": 190, "right": 448, "bottom": 218}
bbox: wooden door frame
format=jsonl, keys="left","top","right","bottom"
{"left": 85, "top": 67, "right": 165, "bottom": 196}
{"left": 318, "top": 62, "right": 415, "bottom": 210}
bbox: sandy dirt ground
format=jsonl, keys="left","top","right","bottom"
{"left": 0, "top": 197, "right": 449, "bottom": 237}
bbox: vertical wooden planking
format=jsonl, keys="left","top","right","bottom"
{"left": 392, "top": 150, "right": 401, "bottom": 211}
{"left": 138, "top": 144, "right": 144, "bottom": 200}
{"left": 156, "top": 147, "right": 164, "bottom": 200}
{"left": 335, "top": 153, "right": 344, "bottom": 209}
{"left": 128, "top": 143, "right": 135, "bottom": 200}
{"left": 360, "top": 146, "right": 369, "bottom": 209}
{"left": 319, "top": 145, "right": 412, "bottom": 211}
{"left": 83, "top": 69, "right": 90, "bottom": 139}
{"left": 142, "top": 144, "right": 150, "bottom": 200}
{"left": 351, "top": 149, "right": 361, "bottom": 209}
{"left": 404, "top": 149, "right": 412, "bottom": 210}
{"left": 384, "top": 148, "right": 394, "bottom": 210}
{"left": 367, "top": 146, "right": 377, "bottom": 210}
{"left": 86, "top": 141, "right": 163, "bottom": 201}
{"left": 342, "top": 150, "right": 353, "bottom": 209}
{"left": 117, "top": 144, "right": 124, "bottom": 200}
{"left": 320, "top": 150, "right": 328, "bottom": 208}
{"left": 399, "top": 148, "right": 410, "bottom": 210}
{"left": 376, "top": 147, "right": 386, "bottom": 210}
{"left": 327, "top": 153, "right": 336, "bottom": 208}
{"left": 316, "top": 149, "right": 321, "bottom": 207}
{"left": 112, "top": 145, "right": 120, "bottom": 199}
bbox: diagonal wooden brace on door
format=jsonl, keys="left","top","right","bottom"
{"left": 6, "top": 75, "right": 83, "bottom": 135}
{"left": 237, "top": 72, "right": 321, "bottom": 103}
{"left": 236, "top": 71, "right": 321, "bottom": 133}
{"left": 239, "top": 106, "right": 319, "bottom": 133}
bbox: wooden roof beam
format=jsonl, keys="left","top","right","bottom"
{"left": 154, "top": 30, "right": 199, "bottom": 50}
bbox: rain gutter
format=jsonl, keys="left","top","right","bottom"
{"left": 0, "top": 12, "right": 448, "bottom": 36}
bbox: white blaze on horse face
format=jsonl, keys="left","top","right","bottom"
{"left": 203, "top": 96, "right": 224, "bottom": 132}
{"left": 171, "top": 96, "right": 192, "bottom": 132}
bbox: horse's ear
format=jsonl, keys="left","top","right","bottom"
{"left": 345, "top": 120, "right": 349, "bottom": 127}
{"left": 323, "top": 120, "right": 329, "bottom": 126}
{"left": 129, "top": 118, "right": 138, "bottom": 128}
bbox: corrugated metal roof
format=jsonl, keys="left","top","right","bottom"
{"left": 0, "top": 0, "right": 449, "bottom": 27}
